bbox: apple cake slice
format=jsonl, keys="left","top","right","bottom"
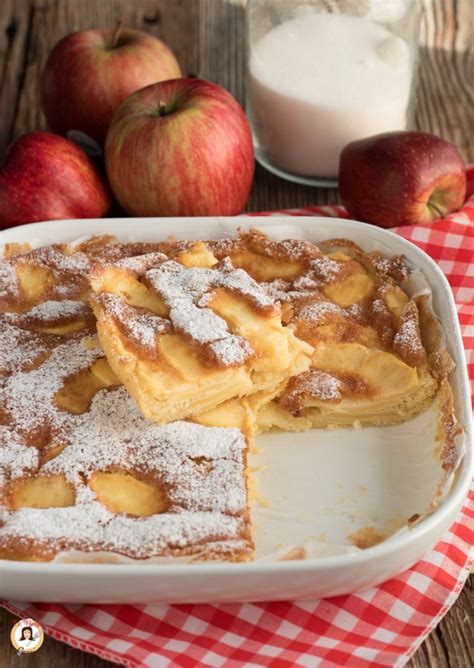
{"left": 0, "top": 250, "right": 252, "bottom": 562}
{"left": 0, "top": 394, "right": 253, "bottom": 562}
{"left": 0, "top": 237, "right": 116, "bottom": 312}
{"left": 89, "top": 244, "right": 313, "bottom": 424}
{"left": 173, "top": 231, "right": 440, "bottom": 431}
{"left": 101, "top": 230, "right": 441, "bottom": 433}
{"left": 259, "top": 237, "right": 439, "bottom": 431}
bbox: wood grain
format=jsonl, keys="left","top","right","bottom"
{"left": 417, "top": 0, "right": 474, "bottom": 161}
{"left": 0, "top": 1, "right": 472, "bottom": 667}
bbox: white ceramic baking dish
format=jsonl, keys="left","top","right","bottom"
{"left": 0, "top": 216, "right": 471, "bottom": 603}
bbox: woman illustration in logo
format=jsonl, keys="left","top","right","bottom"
{"left": 18, "top": 626, "right": 37, "bottom": 650}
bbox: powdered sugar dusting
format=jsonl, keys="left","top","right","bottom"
{"left": 261, "top": 276, "right": 323, "bottom": 303}
{"left": 372, "top": 254, "right": 409, "bottom": 282}
{"left": 99, "top": 293, "right": 171, "bottom": 350}
{"left": 309, "top": 255, "right": 344, "bottom": 283}
{"left": 0, "top": 428, "right": 39, "bottom": 483}
{"left": 46, "top": 390, "right": 246, "bottom": 512}
{"left": 260, "top": 279, "right": 293, "bottom": 302}
{"left": 0, "top": 321, "right": 51, "bottom": 375}
{"left": 276, "top": 238, "right": 318, "bottom": 259}
{"left": 279, "top": 369, "right": 343, "bottom": 413}
{"left": 142, "top": 257, "right": 278, "bottom": 367}
{"left": 303, "top": 370, "right": 343, "bottom": 401}
{"left": 1, "top": 245, "right": 94, "bottom": 304}
{"left": 293, "top": 275, "right": 321, "bottom": 291}
{"left": 217, "top": 259, "right": 278, "bottom": 310}
{"left": 1, "top": 385, "right": 250, "bottom": 559}
{"left": 115, "top": 252, "right": 168, "bottom": 274}
{"left": 17, "top": 247, "right": 90, "bottom": 273}
{"left": 0, "top": 261, "right": 19, "bottom": 299}
{"left": 3, "top": 504, "right": 247, "bottom": 559}
{"left": 145, "top": 257, "right": 275, "bottom": 312}
{"left": 207, "top": 235, "right": 319, "bottom": 264}
{"left": 297, "top": 301, "right": 344, "bottom": 322}
{"left": 95, "top": 254, "right": 280, "bottom": 368}
{"left": 207, "top": 336, "right": 253, "bottom": 367}
{"left": 261, "top": 280, "right": 314, "bottom": 303}
{"left": 393, "top": 305, "right": 426, "bottom": 366}
{"left": 2, "top": 336, "right": 103, "bottom": 436}
{"left": 394, "top": 318, "right": 418, "bottom": 350}
{"left": 0, "top": 300, "right": 94, "bottom": 376}
{"left": 25, "top": 300, "right": 88, "bottom": 322}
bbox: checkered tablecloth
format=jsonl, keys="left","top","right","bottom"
{"left": 2, "top": 183, "right": 473, "bottom": 667}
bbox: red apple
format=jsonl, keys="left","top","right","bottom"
{"left": 0, "top": 132, "right": 111, "bottom": 229}
{"left": 338, "top": 131, "right": 467, "bottom": 228}
{"left": 41, "top": 28, "right": 181, "bottom": 145}
{"left": 105, "top": 78, "right": 255, "bottom": 217}
{"left": 466, "top": 164, "right": 474, "bottom": 198}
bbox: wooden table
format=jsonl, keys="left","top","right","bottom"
{"left": 0, "top": 1, "right": 472, "bottom": 666}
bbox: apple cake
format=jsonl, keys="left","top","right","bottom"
{"left": 89, "top": 243, "right": 313, "bottom": 423}
{"left": 142, "top": 231, "right": 441, "bottom": 432}
{"left": 0, "top": 242, "right": 252, "bottom": 561}
{"left": 200, "top": 232, "right": 440, "bottom": 431}
{"left": 0, "top": 230, "right": 457, "bottom": 563}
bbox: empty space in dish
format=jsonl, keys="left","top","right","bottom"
{"left": 253, "top": 394, "right": 452, "bottom": 560}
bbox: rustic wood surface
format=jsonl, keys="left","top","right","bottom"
{"left": 0, "top": 0, "right": 472, "bottom": 666}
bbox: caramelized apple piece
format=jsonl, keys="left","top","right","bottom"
{"left": 55, "top": 358, "right": 119, "bottom": 414}
{"left": 89, "top": 471, "right": 169, "bottom": 516}
{"left": 11, "top": 474, "right": 74, "bottom": 509}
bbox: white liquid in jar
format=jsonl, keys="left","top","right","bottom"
{"left": 249, "top": 13, "right": 413, "bottom": 178}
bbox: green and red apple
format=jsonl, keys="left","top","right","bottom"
{"left": 105, "top": 78, "right": 255, "bottom": 216}
{"left": 338, "top": 131, "right": 467, "bottom": 227}
{"left": 0, "top": 132, "right": 111, "bottom": 229}
{"left": 41, "top": 28, "right": 181, "bottom": 145}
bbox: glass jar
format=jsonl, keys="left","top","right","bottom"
{"left": 247, "top": 0, "right": 422, "bottom": 186}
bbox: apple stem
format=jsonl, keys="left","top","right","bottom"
{"left": 427, "top": 196, "right": 446, "bottom": 220}
{"left": 428, "top": 203, "right": 444, "bottom": 219}
{"left": 149, "top": 100, "right": 178, "bottom": 118}
{"left": 111, "top": 21, "right": 122, "bottom": 49}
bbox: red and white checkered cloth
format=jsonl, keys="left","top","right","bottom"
{"left": 2, "top": 182, "right": 473, "bottom": 667}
